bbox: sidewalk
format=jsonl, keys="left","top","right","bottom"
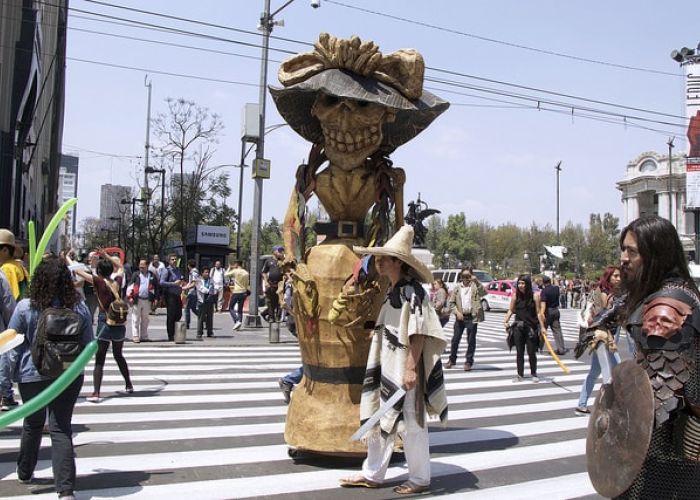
{"left": 131, "top": 308, "right": 299, "bottom": 347}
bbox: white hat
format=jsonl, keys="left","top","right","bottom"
{"left": 353, "top": 225, "right": 433, "bottom": 284}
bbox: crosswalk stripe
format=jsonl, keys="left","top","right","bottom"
{"left": 447, "top": 472, "right": 594, "bottom": 499}
{"left": 0, "top": 308, "right": 600, "bottom": 498}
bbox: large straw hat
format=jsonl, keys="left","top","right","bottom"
{"left": 269, "top": 70, "right": 449, "bottom": 151}
{"left": 353, "top": 225, "right": 433, "bottom": 284}
{"left": 269, "top": 33, "right": 449, "bottom": 151}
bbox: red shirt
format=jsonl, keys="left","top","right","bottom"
{"left": 93, "top": 275, "right": 123, "bottom": 312}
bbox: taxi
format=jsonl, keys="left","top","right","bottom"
{"left": 483, "top": 279, "right": 515, "bottom": 311}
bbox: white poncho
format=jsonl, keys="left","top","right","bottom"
{"left": 359, "top": 281, "right": 448, "bottom": 439}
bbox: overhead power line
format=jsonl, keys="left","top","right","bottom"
{"left": 25, "top": 3, "right": 687, "bottom": 123}
{"left": 429, "top": 86, "right": 685, "bottom": 138}
{"left": 59, "top": 1, "right": 301, "bottom": 55}
{"left": 81, "top": 0, "right": 310, "bottom": 47}
{"left": 4, "top": 2, "right": 689, "bottom": 140}
{"left": 69, "top": 26, "right": 282, "bottom": 64}
{"left": 426, "top": 67, "right": 687, "bottom": 121}
{"left": 325, "top": 0, "right": 681, "bottom": 78}
{"left": 67, "top": 57, "right": 259, "bottom": 87}
{"left": 425, "top": 76, "right": 687, "bottom": 128}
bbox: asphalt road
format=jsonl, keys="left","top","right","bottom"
{"left": 0, "top": 307, "right": 609, "bottom": 499}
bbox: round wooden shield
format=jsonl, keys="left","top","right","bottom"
{"left": 586, "top": 359, "right": 655, "bottom": 498}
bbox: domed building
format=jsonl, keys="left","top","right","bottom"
{"left": 617, "top": 150, "right": 695, "bottom": 252}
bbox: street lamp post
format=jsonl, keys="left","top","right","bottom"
{"left": 523, "top": 253, "right": 530, "bottom": 274}
{"left": 667, "top": 137, "right": 675, "bottom": 226}
{"left": 143, "top": 77, "right": 153, "bottom": 236}
{"left": 108, "top": 216, "right": 122, "bottom": 249}
{"left": 555, "top": 161, "right": 562, "bottom": 243}
{"left": 236, "top": 139, "right": 251, "bottom": 259}
{"left": 121, "top": 197, "right": 145, "bottom": 265}
{"left": 145, "top": 166, "right": 166, "bottom": 256}
{"left": 246, "top": 0, "right": 318, "bottom": 328}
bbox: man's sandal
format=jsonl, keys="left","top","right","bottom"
{"left": 393, "top": 480, "right": 430, "bottom": 494}
{"left": 339, "top": 475, "right": 380, "bottom": 488}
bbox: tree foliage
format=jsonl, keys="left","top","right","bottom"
{"left": 152, "top": 97, "right": 226, "bottom": 264}
{"left": 424, "top": 211, "right": 622, "bottom": 278}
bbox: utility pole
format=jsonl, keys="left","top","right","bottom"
{"left": 245, "top": 0, "right": 318, "bottom": 327}
{"left": 143, "top": 77, "right": 153, "bottom": 240}
{"left": 555, "top": 161, "right": 562, "bottom": 243}
{"left": 667, "top": 137, "right": 675, "bottom": 226}
{"left": 145, "top": 167, "right": 166, "bottom": 256}
{"left": 236, "top": 138, "right": 247, "bottom": 259}
{"left": 143, "top": 77, "right": 153, "bottom": 191}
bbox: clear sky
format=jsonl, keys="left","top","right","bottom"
{"left": 63, "top": 0, "right": 700, "bottom": 232}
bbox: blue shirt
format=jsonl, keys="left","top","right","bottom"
{"left": 160, "top": 265, "right": 183, "bottom": 295}
{"left": 0, "top": 271, "right": 16, "bottom": 330}
{"left": 3, "top": 299, "right": 94, "bottom": 383}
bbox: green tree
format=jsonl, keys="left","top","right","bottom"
{"left": 584, "top": 212, "right": 620, "bottom": 271}
{"left": 435, "top": 213, "right": 480, "bottom": 268}
{"left": 487, "top": 224, "right": 522, "bottom": 277}
{"left": 522, "top": 222, "right": 555, "bottom": 274}
{"left": 425, "top": 214, "right": 445, "bottom": 264}
{"left": 560, "top": 222, "right": 586, "bottom": 275}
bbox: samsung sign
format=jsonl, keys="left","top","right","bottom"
{"left": 189, "top": 225, "right": 230, "bottom": 246}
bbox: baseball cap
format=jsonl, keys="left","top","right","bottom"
{"left": 272, "top": 245, "right": 284, "bottom": 252}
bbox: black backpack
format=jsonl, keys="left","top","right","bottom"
{"left": 32, "top": 307, "right": 85, "bottom": 377}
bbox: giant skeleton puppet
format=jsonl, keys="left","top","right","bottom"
{"left": 269, "top": 33, "right": 449, "bottom": 454}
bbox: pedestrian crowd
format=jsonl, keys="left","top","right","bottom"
{"left": 0, "top": 227, "right": 271, "bottom": 498}
{"left": 2, "top": 215, "right": 698, "bottom": 498}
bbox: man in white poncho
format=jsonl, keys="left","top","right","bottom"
{"left": 340, "top": 225, "right": 448, "bottom": 495}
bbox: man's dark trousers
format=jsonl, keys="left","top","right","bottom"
{"left": 165, "top": 293, "right": 182, "bottom": 340}
{"left": 197, "top": 301, "right": 214, "bottom": 337}
{"left": 449, "top": 314, "right": 478, "bottom": 365}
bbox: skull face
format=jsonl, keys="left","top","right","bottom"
{"left": 311, "top": 94, "right": 395, "bottom": 170}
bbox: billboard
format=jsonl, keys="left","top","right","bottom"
{"left": 685, "top": 64, "right": 700, "bottom": 208}
{"left": 186, "top": 225, "right": 230, "bottom": 246}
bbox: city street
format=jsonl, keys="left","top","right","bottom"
{"left": 0, "top": 308, "right": 607, "bottom": 499}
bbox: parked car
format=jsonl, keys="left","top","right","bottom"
{"left": 483, "top": 279, "right": 515, "bottom": 312}
{"left": 431, "top": 268, "right": 494, "bottom": 291}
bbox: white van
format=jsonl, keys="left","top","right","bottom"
{"left": 431, "top": 268, "right": 494, "bottom": 291}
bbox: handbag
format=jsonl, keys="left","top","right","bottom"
{"left": 505, "top": 324, "right": 515, "bottom": 351}
{"left": 96, "top": 279, "right": 129, "bottom": 326}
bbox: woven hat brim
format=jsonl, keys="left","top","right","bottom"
{"left": 269, "top": 69, "right": 449, "bottom": 150}
{"left": 353, "top": 245, "right": 434, "bottom": 284}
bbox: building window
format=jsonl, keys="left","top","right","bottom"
{"left": 640, "top": 159, "right": 657, "bottom": 172}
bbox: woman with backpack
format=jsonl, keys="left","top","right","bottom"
{"left": 73, "top": 253, "right": 133, "bottom": 401}
{"left": 3, "top": 255, "right": 94, "bottom": 499}
{"left": 503, "top": 275, "right": 546, "bottom": 383}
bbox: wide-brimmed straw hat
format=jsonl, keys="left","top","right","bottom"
{"left": 270, "top": 70, "right": 449, "bottom": 151}
{"left": 0, "top": 229, "right": 21, "bottom": 259}
{"left": 353, "top": 225, "right": 433, "bottom": 284}
{"left": 269, "top": 33, "right": 449, "bottom": 151}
